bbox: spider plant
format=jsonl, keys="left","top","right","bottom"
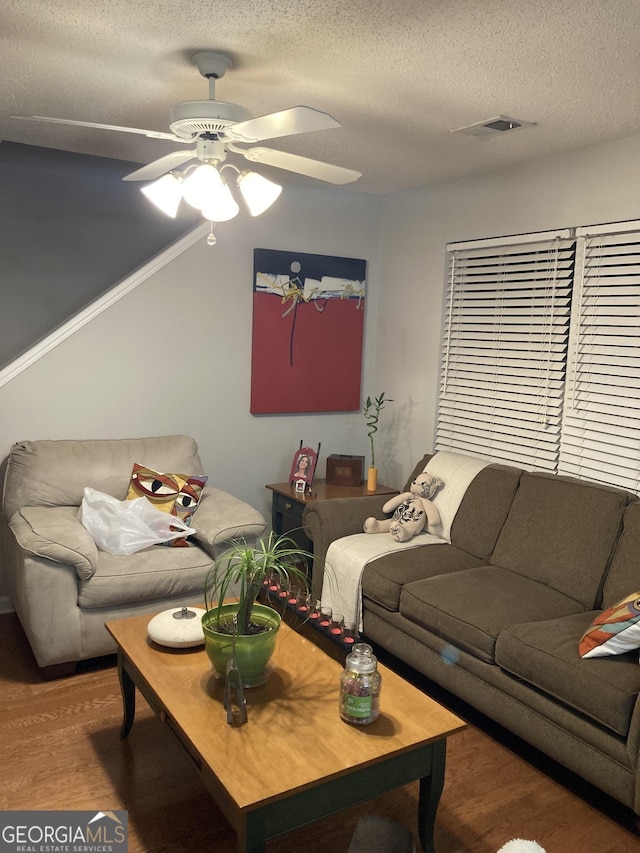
{"left": 203, "top": 531, "right": 312, "bottom": 635}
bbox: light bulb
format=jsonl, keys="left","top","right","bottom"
{"left": 182, "top": 164, "right": 223, "bottom": 211}
{"left": 200, "top": 181, "right": 240, "bottom": 222}
{"left": 237, "top": 170, "right": 282, "bottom": 216}
{"left": 140, "top": 173, "right": 183, "bottom": 218}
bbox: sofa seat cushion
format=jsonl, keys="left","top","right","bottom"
{"left": 77, "top": 545, "right": 213, "bottom": 609}
{"left": 400, "top": 566, "right": 586, "bottom": 664}
{"left": 9, "top": 506, "right": 99, "bottom": 579}
{"left": 362, "top": 543, "right": 486, "bottom": 612}
{"left": 496, "top": 611, "right": 640, "bottom": 737}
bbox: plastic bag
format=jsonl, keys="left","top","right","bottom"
{"left": 78, "top": 487, "right": 196, "bottom": 555}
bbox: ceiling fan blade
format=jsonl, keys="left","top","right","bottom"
{"left": 238, "top": 146, "right": 361, "bottom": 184}
{"left": 11, "top": 114, "right": 185, "bottom": 143}
{"left": 122, "top": 150, "right": 197, "bottom": 182}
{"left": 225, "top": 106, "right": 340, "bottom": 143}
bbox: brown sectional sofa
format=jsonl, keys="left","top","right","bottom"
{"left": 303, "top": 455, "right": 640, "bottom": 817}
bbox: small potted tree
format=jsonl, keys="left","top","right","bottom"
{"left": 202, "top": 531, "right": 312, "bottom": 686}
{"left": 363, "top": 391, "right": 393, "bottom": 491}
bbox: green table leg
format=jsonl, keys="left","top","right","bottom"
{"left": 418, "top": 739, "right": 446, "bottom": 853}
{"left": 237, "top": 812, "right": 266, "bottom": 853}
{"left": 117, "top": 652, "right": 136, "bottom": 739}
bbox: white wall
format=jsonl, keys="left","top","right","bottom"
{"left": 0, "top": 182, "right": 383, "bottom": 597}
{"left": 376, "top": 131, "right": 640, "bottom": 482}
{"left": 6, "top": 129, "right": 640, "bottom": 601}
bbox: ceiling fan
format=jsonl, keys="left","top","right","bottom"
{"left": 13, "top": 51, "right": 361, "bottom": 241}
{"left": 13, "top": 50, "right": 361, "bottom": 187}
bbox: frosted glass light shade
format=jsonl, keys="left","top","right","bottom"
{"left": 238, "top": 170, "right": 282, "bottom": 216}
{"left": 200, "top": 182, "right": 240, "bottom": 222}
{"left": 182, "top": 164, "right": 223, "bottom": 211}
{"left": 140, "top": 174, "right": 183, "bottom": 218}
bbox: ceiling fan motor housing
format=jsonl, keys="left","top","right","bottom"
{"left": 170, "top": 100, "right": 252, "bottom": 139}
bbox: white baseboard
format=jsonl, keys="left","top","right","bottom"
{"left": 0, "top": 596, "right": 14, "bottom": 614}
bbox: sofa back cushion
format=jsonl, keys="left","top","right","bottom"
{"left": 403, "top": 456, "right": 521, "bottom": 561}
{"left": 402, "top": 454, "right": 433, "bottom": 490}
{"left": 490, "top": 471, "right": 631, "bottom": 608}
{"left": 601, "top": 502, "right": 640, "bottom": 608}
{"left": 449, "top": 463, "right": 522, "bottom": 559}
{"left": 2, "top": 435, "right": 203, "bottom": 520}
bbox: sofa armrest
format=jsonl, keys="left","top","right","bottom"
{"left": 191, "top": 487, "right": 267, "bottom": 558}
{"left": 303, "top": 495, "right": 391, "bottom": 599}
{"left": 8, "top": 506, "right": 99, "bottom": 579}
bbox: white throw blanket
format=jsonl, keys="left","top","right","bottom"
{"left": 321, "top": 451, "right": 490, "bottom": 631}
{"left": 424, "top": 451, "right": 490, "bottom": 542}
{"left": 322, "top": 531, "right": 445, "bottom": 630}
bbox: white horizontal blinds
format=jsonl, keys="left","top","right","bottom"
{"left": 559, "top": 222, "right": 640, "bottom": 492}
{"left": 437, "top": 231, "right": 575, "bottom": 471}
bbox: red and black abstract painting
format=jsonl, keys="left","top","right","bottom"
{"left": 251, "top": 249, "right": 367, "bottom": 414}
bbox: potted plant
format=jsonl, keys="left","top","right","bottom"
{"left": 202, "top": 531, "right": 312, "bottom": 686}
{"left": 363, "top": 391, "right": 393, "bottom": 491}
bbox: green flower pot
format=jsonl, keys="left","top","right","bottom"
{"left": 202, "top": 603, "right": 281, "bottom": 686}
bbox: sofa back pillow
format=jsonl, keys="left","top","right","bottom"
{"left": 402, "top": 456, "right": 521, "bottom": 559}
{"left": 2, "top": 435, "right": 203, "bottom": 520}
{"left": 448, "top": 464, "right": 522, "bottom": 560}
{"left": 600, "top": 501, "right": 640, "bottom": 608}
{"left": 402, "top": 454, "right": 433, "bottom": 491}
{"left": 489, "top": 471, "right": 631, "bottom": 609}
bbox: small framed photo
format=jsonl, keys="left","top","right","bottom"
{"left": 289, "top": 447, "right": 317, "bottom": 487}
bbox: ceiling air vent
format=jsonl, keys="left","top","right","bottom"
{"left": 450, "top": 115, "right": 536, "bottom": 138}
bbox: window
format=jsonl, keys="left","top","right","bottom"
{"left": 437, "top": 221, "right": 640, "bottom": 494}
{"left": 559, "top": 222, "right": 640, "bottom": 492}
{"left": 437, "top": 231, "right": 575, "bottom": 471}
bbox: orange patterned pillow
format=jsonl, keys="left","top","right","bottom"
{"left": 126, "top": 464, "right": 207, "bottom": 547}
{"left": 579, "top": 591, "right": 640, "bottom": 658}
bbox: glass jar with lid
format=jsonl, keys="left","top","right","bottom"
{"left": 339, "top": 642, "right": 382, "bottom": 725}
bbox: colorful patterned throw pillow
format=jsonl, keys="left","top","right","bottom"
{"left": 174, "top": 474, "right": 208, "bottom": 526}
{"left": 126, "top": 464, "right": 208, "bottom": 547}
{"left": 579, "top": 591, "right": 640, "bottom": 658}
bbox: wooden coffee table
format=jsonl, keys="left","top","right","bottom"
{"left": 106, "top": 613, "right": 465, "bottom": 853}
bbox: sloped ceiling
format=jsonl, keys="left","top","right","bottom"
{"left": 2, "top": 0, "right": 640, "bottom": 194}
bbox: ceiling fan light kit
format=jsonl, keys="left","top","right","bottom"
{"left": 182, "top": 163, "right": 223, "bottom": 210}
{"left": 141, "top": 161, "right": 283, "bottom": 223}
{"left": 13, "top": 49, "right": 361, "bottom": 245}
{"left": 140, "top": 173, "right": 184, "bottom": 218}
{"left": 237, "top": 170, "right": 283, "bottom": 216}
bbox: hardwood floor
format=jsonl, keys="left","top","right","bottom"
{"left": 1, "top": 612, "right": 638, "bottom": 853}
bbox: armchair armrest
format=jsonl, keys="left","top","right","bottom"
{"left": 302, "top": 495, "right": 391, "bottom": 599}
{"left": 9, "top": 506, "right": 99, "bottom": 579}
{"left": 191, "top": 487, "right": 267, "bottom": 559}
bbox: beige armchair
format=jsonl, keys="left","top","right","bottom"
{"left": 0, "top": 435, "right": 266, "bottom": 678}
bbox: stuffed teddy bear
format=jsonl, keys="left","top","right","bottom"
{"left": 363, "top": 472, "right": 444, "bottom": 542}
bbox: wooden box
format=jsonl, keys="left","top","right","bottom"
{"left": 325, "top": 454, "right": 365, "bottom": 487}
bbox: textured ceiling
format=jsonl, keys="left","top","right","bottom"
{"left": 2, "top": 0, "right": 640, "bottom": 194}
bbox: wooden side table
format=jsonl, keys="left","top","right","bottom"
{"left": 266, "top": 479, "right": 399, "bottom": 553}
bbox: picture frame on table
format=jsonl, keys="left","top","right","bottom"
{"left": 289, "top": 447, "right": 317, "bottom": 488}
